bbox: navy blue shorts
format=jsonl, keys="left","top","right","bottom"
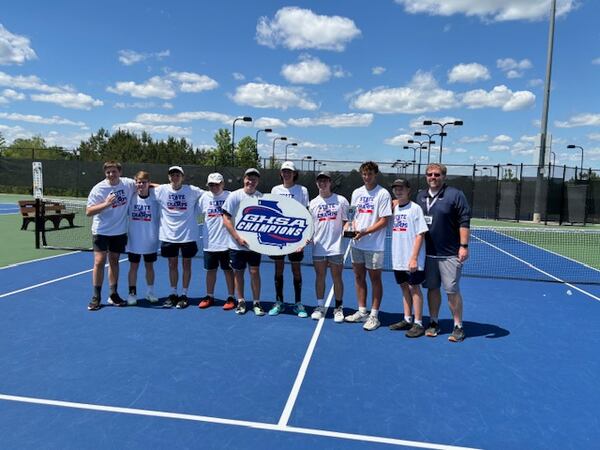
{"left": 230, "top": 249, "right": 261, "bottom": 270}
{"left": 393, "top": 270, "right": 426, "bottom": 286}
{"left": 269, "top": 250, "right": 304, "bottom": 263}
{"left": 128, "top": 252, "right": 158, "bottom": 263}
{"left": 160, "top": 241, "right": 198, "bottom": 259}
{"left": 93, "top": 234, "right": 127, "bottom": 253}
{"left": 204, "top": 250, "right": 232, "bottom": 271}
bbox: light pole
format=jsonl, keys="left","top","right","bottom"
{"left": 285, "top": 142, "right": 298, "bottom": 160}
{"left": 567, "top": 144, "right": 584, "bottom": 179}
{"left": 550, "top": 151, "right": 556, "bottom": 177}
{"left": 232, "top": 116, "right": 253, "bottom": 166}
{"left": 301, "top": 155, "right": 312, "bottom": 171}
{"left": 403, "top": 145, "right": 421, "bottom": 176}
{"left": 271, "top": 136, "right": 287, "bottom": 168}
{"left": 255, "top": 128, "right": 272, "bottom": 163}
{"left": 422, "top": 120, "right": 463, "bottom": 163}
{"left": 408, "top": 139, "right": 435, "bottom": 165}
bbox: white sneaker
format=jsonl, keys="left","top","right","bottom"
{"left": 333, "top": 306, "right": 344, "bottom": 323}
{"left": 127, "top": 294, "right": 137, "bottom": 306}
{"left": 146, "top": 293, "right": 159, "bottom": 304}
{"left": 344, "top": 310, "right": 368, "bottom": 323}
{"left": 311, "top": 306, "right": 325, "bottom": 320}
{"left": 363, "top": 315, "right": 380, "bottom": 331}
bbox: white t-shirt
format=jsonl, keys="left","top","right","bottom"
{"left": 198, "top": 190, "right": 231, "bottom": 252}
{"left": 271, "top": 184, "right": 309, "bottom": 207}
{"left": 87, "top": 177, "right": 136, "bottom": 235}
{"left": 350, "top": 184, "right": 392, "bottom": 251}
{"left": 309, "top": 193, "right": 349, "bottom": 256}
{"left": 126, "top": 191, "right": 160, "bottom": 255}
{"left": 391, "top": 201, "right": 429, "bottom": 271}
{"left": 155, "top": 184, "right": 205, "bottom": 243}
{"left": 222, "top": 188, "right": 263, "bottom": 251}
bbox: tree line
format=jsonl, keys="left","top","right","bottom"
{"left": 0, "top": 128, "right": 261, "bottom": 168}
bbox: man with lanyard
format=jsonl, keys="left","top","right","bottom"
{"left": 268, "top": 161, "right": 310, "bottom": 318}
{"left": 308, "top": 171, "right": 349, "bottom": 322}
{"left": 86, "top": 160, "right": 137, "bottom": 311}
{"left": 154, "top": 166, "right": 205, "bottom": 309}
{"left": 197, "top": 173, "right": 236, "bottom": 310}
{"left": 222, "top": 168, "right": 265, "bottom": 316}
{"left": 416, "top": 163, "right": 471, "bottom": 342}
{"left": 344, "top": 161, "right": 392, "bottom": 331}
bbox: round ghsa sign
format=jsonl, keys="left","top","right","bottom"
{"left": 234, "top": 194, "right": 314, "bottom": 256}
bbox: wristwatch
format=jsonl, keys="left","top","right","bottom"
{"left": 460, "top": 244, "right": 469, "bottom": 248}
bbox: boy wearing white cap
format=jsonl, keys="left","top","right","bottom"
{"left": 197, "top": 173, "right": 236, "bottom": 310}
{"left": 154, "top": 166, "right": 205, "bottom": 309}
{"left": 269, "top": 161, "right": 310, "bottom": 318}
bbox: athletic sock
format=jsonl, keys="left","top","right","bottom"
{"left": 370, "top": 309, "right": 379, "bottom": 318}
{"left": 415, "top": 320, "right": 423, "bottom": 326}
{"left": 93, "top": 286, "right": 101, "bottom": 298}
{"left": 359, "top": 306, "right": 368, "bottom": 315}
{"left": 335, "top": 299, "right": 343, "bottom": 309}
{"left": 109, "top": 284, "right": 117, "bottom": 295}
{"left": 275, "top": 275, "right": 284, "bottom": 302}
{"left": 293, "top": 278, "right": 302, "bottom": 303}
{"left": 405, "top": 315, "right": 413, "bottom": 323}
{"left": 182, "top": 288, "right": 188, "bottom": 296}
{"left": 147, "top": 285, "right": 154, "bottom": 296}
{"left": 317, "top": 299, "right": 324, "bottom": 307}
{"left": 129, "top": 285, "right": 137, "bottom": 295}
{"left": 430, "top": 316, "right": 439, "bottom": 324}
{"left": 170, "top": 287, "right": 177, "bottom": 296}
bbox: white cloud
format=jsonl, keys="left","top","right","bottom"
{"left": 281, "top": 55, "right": 332, "bottom": 84}
{"left": 408, "top": 115, "right": 462, "bottom": 129}
{"left": 489, "top": 145, "right": 510, "bottom": 152}
{"left": 0, "top": 71, "right": 68, "bottom": 93}
{"left": 528, "top": 78, "right": 544, "bottom": 87}
{"left": 454, "top": 147, "right": 468, "bottom": 153}
{"left": 288, "top": 113, "right": 373, "bottom": 128}
{"left": 395, "top": 0, "right": 576, "bottom": 22}
{"left": 372, "top": 66, "right": 386, "bottom": 75}
{"left": 114, "top": 101, "right": 158, "bottom": 109}
{"left": 555, "top": 113, "right": 600, "bottom": 128}
{"left": 587, "top": 133, "right": 600, "bottom": 141}
{"left": 461, "top": 85, "right": 535, "bottom": 111}
{"left": 384, "top": 133, "right": 415, "bottom": 146}
{"left": 30, "top": 92, "right": 103, "bottom": 110}
{"left": 493, "top": 134, "right": 513, "bottom": 143}
{"left": 233, "top": 72, "right": 245, "bottom": 81}
{"left": 117, "top": 49, "right": 169, "bottom": 66}
{"left": 593, "top": 57, "right": 600, "bottom": 65}
{"left": 459, "top": 135, "right": 489, "bottom": 143}
{"left": 107, "top": 76, "right": 176, "bottom": 99}
{"left": 136, "top": 111, "right": 232, "bottom": 124}
{"left": 497, "top": 58, "right": 533, "bottom": 78}
{"left": 0, "top": 88, "right": 25, "bottom": 103}
{"left": 232, "top": 82, "right": 318, "bottom": 110}
{"left": 254, "top": 117, "right": 287, "bottom": 129}
{"left": 0, "top": 112, "right": 85, "bottom": 126}
{"left": 0, "top": 24, "right": 37, "bottom": 65}
{"left": 448, "top": 63, "right": 490, "bottom": 83}
{"left": 351, "top": 71, "right": 457, "bottom": 114}
{"left": 168, "top": 71, "right": 218, "bottom": 93}
{"left": 256, "top": 7, "right": 361, "bottom": 51}
{"left": 112, "top": 122, "right": 191, "bottom": 136}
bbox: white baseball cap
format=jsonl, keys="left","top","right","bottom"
{"left": 168, "top": 165, "right": 184, "bottom": 174}
{"left": 244, "top": 168, "right": 261, "bottom": 177}
{"left": 206, "top": 173, "right": 224, "bottom": 185}
{"left": 281, "top": 161, "right": 297, "bottom": 171}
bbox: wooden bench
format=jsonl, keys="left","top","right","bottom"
{"left": 19, "top": 200, "right": 76, "bottom": 231}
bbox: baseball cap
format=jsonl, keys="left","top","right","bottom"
{"left": 391, "top": 178, "right": 410, "bottom": 188}
{"left": 244, "top": 168, "right": 260, "bottom": 177}
{"left": 206, "top": 173, "right": 224, "bottom": 185}
{"left": 168, "top": 165, "right": 184, "bottom": 175}
{"left": 280, "top": 161, "right": 297, "bottom": 171}
{"left": 316, "top": 171, "right": 331, "bottom": 179}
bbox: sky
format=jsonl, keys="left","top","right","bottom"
{"left": 1, "top": 0, "right": 599, "bottom": 169}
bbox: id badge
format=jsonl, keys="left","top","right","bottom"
{"left": 424, "top": 215, "right": 433, "bottom": 225}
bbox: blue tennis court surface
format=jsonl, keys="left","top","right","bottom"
{"left": 0, "top": 202, "right": 19, "bottom": 214}
{"left": 1, "top": 250, "right": 599, "bottom": 449}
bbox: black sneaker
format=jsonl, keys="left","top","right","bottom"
{"left": 235, "top": 299, "right": 247, "bottom": 315}
{"left": 87, "top": 296, "right": 101, "bottom": 311}
{"left": 406, "top": 323, "right": 425, "bottom": 338}
{"left": 389, "top": 319, "right": 412, "bottom": 331}
{"left": 163, "top": 294, "right": 177, "bottom": 308}
{"left": 108, "top": 293, "right": 126, "bottom": 307}
{"left": 448, "top": 325, "right": 465, "bottom": 342}
{"left": 425, "top": 321, "right": 440, "bottom": 337}
{"left": 176, "top": 295, "right": 189, "bottom": 309}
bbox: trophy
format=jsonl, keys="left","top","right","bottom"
{"left": 344, "top": 206, "right": 358, "bottom": 238}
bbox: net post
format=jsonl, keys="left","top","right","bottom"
{"left": 516, "top": 163, "right": 523, "bottom": 222}
{"left": 559, "top": 165, "right": 566, "bottom": 225}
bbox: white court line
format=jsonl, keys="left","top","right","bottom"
{"left": 0, "top": 251, "right": 80, "bottom": 270}
{"left": 0, "top": 393, "right": 480, "bottom": 450}
{"left": 0, "top": 258, "right": 127, "bottom": 298}
{"left": 473, "top": 235, "right": 600, "bottom": 303}
{"left": 278, "top": 242, "right": 353, "bottom": 427}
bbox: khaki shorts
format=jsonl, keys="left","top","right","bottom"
{"left": 350, "top": 247, "right": 384, "bottom": 270}
{"left": 424, "top": 256, "right": 463, "bottom": 294}
{"left": 313, "top": 254, "right": 344, "bottom": 265}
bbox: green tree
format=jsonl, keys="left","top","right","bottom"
{"left": 213, "top": 128, "right": 232, "bottom": 167}
{"left": 78, "top": 128, "right": 109, "bottom": 161}
{"left": 0, "top": 131, "right": 5, "bottom": 149}
{"left": 4, "top": 136, "right": 69, "bottom": 159}
{"left": 235, "top": 136, "right": 260, "bottom": 168}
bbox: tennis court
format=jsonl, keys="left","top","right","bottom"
{"left": 0, "top": 198, "right": 599, "bottom": 449}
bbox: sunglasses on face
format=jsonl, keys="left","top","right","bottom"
{"left": 426, "top": 173, "right": 442, "bottom": 178}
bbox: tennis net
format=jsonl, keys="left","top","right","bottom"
{"left": 38, "top": 198, "right": 600, "bottom": 285}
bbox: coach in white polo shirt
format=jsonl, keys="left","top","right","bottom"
{"left": 197, "top": 172, "right": 236, "bottom": 311}
{"left": 154, "top": 165, "right": 205, "bottom": 309}
{"left": 344, "top": 161, "right": 392, "bottom": 331}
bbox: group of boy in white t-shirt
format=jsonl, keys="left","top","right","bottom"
{"left": 85, "top": 159, "right": 442, "bottom": 340}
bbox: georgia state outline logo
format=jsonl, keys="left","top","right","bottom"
{"left": 236, "top": 199, "right": 308, "bottom": 249}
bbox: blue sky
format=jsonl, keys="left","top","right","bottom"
{"left": 1, "top": 0, "right": 599, "bottom": 169}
